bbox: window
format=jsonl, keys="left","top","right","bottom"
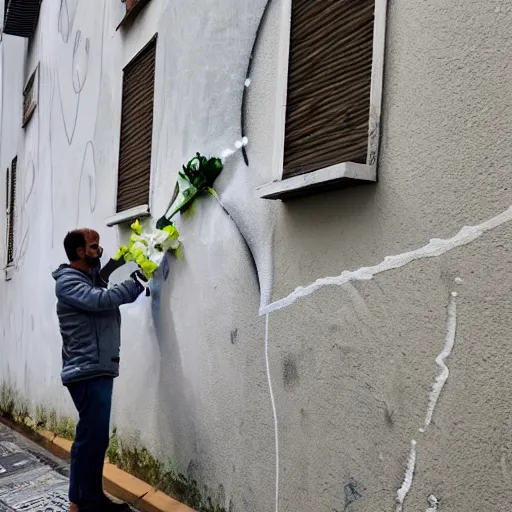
{"left": 258, "top": 0, "right": 388, "bottom": 200}
{"left": 22, "top": 64, "right": 39, "bottom": 128}
{"left": 116, "top": 36, "right": 157, "bottom": 214}
{"left": 6, "top": 157, "right": 17, "bottom": 267}
{"left": 3, "top": 0, "right": 43, "bottom": 38}
{"left": 117, "top": 0, "right": 153, "bottom": 30}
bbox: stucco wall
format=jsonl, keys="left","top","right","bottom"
{"left": 1, "top": 0, "right": 512, "bottom": 511}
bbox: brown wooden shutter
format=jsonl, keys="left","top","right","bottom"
{"left": 116, "top": 36, "right": 157, "bottom": 213}
{"left": 22, "top": 66, "right": 38, "bottom": 128}
{"left": 7, "top": 157, "right": 17, "bottom": 265}
{"left": 284, "top": 0, "right": 375, "bottom": 178}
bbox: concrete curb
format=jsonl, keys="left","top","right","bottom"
{"left": 0, "top": 417, "right": 195, "bottom": 512}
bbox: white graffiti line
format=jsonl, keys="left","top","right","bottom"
{"left": 260, "top": 206, "right": 512, "bottom": 315}
{"left": 424, "top": 292, "right": 458, "bottom": 428}
{"left": 396, "top": 440, "right": 417, "bottom": 512}
{"left": 264, "top": 313, "right": 280, "bottom": 512}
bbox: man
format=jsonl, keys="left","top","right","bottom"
{"left": 53, "top": 228, "right": 146, "bottom": 512}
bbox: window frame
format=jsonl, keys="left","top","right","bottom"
{"left": 106, "top": 34, "right": 158, "bottom": 227}
{"left": 258, "top": 0, "right": 388, "bottom": 200}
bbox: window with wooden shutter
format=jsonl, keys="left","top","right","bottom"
{"left": 284, "top": 0, "right": 375, "bottom": 177}
{"left": 116, "top": 36, "right": 157, "bottom": 213}
{"left": 6, "top": 157, "right": 17, "bottom": 266}
{"left": 258, "top": 0, "right": 387, "bottom": 200}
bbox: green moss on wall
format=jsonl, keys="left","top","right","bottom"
{"left": 1, "top": 383, "right": 227, "bottom": 511}
{"left": 107, "top": 428, "right": 226, "bottom": 512}
{"left": 0, "top": 383, "right": 76, "bottom": 440}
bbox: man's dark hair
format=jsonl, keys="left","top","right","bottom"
{"left": 63, "top": 231, "right": 86, "bottom": 261}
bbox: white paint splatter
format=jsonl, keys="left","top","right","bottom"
{"left": 265, "top": 313, "right": 279, "bottom": 512}
{"left": 260, "top": 206, "right": 512, "bottom": 315}
{"left": 220, "top": 148, "right": 236, "bottom": 161}
{"left": 425, "top": 494, "right": 439, "bottom": 511}
{"left": 0, "top": 465, "right": 6, "bottom": 474}
{"left": 220, "top": 138, "right": 249, "bottom": 162}
{"left": 424, "top": 293, "right": 457, "bottom": 427}
{"left": 13, "top": 459, "right": 30, "bottom": 467}
{"left": 396, "top": 440, "right": 417, "bottom": 512}
{"left": 454, "top": 277, "right": 463, "bottom": 283}
{"left": 245, "top": 78, "right": 251, "bottom": 87}
{"left": 234, "top": 138, "right": 249, "bottom": 149}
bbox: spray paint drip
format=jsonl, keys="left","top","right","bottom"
{"left": 264, "top": 314, "right": 279, "bottom": 512}
{"left": 424, "top": 292, "right": 458, "bottom": 427}
{"left": 260, "top": 206, "right": 512, "bottom": 315}
{"left": 396, "top": 440, "right": 417, "bottom": 512}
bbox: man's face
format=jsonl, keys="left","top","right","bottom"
{"left": 78, "top": 231, "right": 103, "bottom": 268}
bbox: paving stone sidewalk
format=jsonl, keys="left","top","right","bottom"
{"left": 0, "top": 422, "right": 140, "bottom": 512}
{"left": 0, "top": 421, "right": 71, "bottom": 511}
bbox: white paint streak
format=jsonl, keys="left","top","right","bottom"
{"left": 425, "top": 495, "right": 439, "bottom": 511}
{"left": 396, "top": 440, "right": 417, "bottom": 512}
{"left": 220, "top": 148, "right": 236, "bottom": 160}
{"left": 245, "top": 78, "right": 251, "bottom": 87}
{"left": 424, "top": 293, "right": 457, "bottom": 427}
{"left": 12, "top": 459, "right": 30, "bottom": 467}
{"left": 264, "top": 313, "right": 279, "bottom": 512}
{"left": 260, "top": 206, "right": 512, "bottom": 315}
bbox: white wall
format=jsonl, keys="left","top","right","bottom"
{"left": 2, "top": 0, "right": 512, "bottom": 511}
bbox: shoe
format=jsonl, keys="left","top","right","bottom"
{"left": 99, "top": 498, "right": 131, "bottom": 511}
{"left": 78, "top": 503, "right": 130, "bottom": 512}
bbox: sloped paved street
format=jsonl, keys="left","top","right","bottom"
{"left": 0, "top": 422, "right": 70, "bottom": 511}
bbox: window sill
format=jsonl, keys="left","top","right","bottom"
{"left": 106, "top": 204, "right": 150, "bottom": 227}
{"left": 257, "top": 162, "right": 376, "bottom": 200}
{"left": 5, "top": 264, "right": 15, "bottom": 281}
{"left": 116, "top": 0, "right": 152, "bottom": 30}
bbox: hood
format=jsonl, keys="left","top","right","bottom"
{"left": 52, "top": 264, "right": 86, "bottom": 281}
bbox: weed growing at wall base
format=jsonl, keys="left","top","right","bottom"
{"left": 1, "top": 388, "right": 227, "bottom": 510}
{"left": 0, "top": 383, "right": 76, "bottom": 440}
{"left": 107, "top": 428, "right": 227, "bottom": 512}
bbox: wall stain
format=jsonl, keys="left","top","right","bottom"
{"left": 283, "top": 355, "right": 299, "bottom": 392}
{"left": 342, "top": 478, "right": 365, "bottom": 511}
{"left": 230, "top": 328, "right": 238, "bottom": 345}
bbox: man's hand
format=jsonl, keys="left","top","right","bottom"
{"left": 130, "top": 270, "right": 150, "bottom": 296}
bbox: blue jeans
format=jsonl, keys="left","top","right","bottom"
{"left": 67, "top": 377, "right": 113, "bottom": 506}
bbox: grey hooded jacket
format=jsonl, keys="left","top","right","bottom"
{"left": 52, "top": 264, "right": 142, "bottom": 385}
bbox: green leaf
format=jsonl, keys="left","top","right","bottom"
{"left": 156, "top": 216, "right": 173, "bottom": 230}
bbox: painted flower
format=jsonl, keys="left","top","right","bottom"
{"left": 112, "top": 220, "right": 182, "bottom": 279}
